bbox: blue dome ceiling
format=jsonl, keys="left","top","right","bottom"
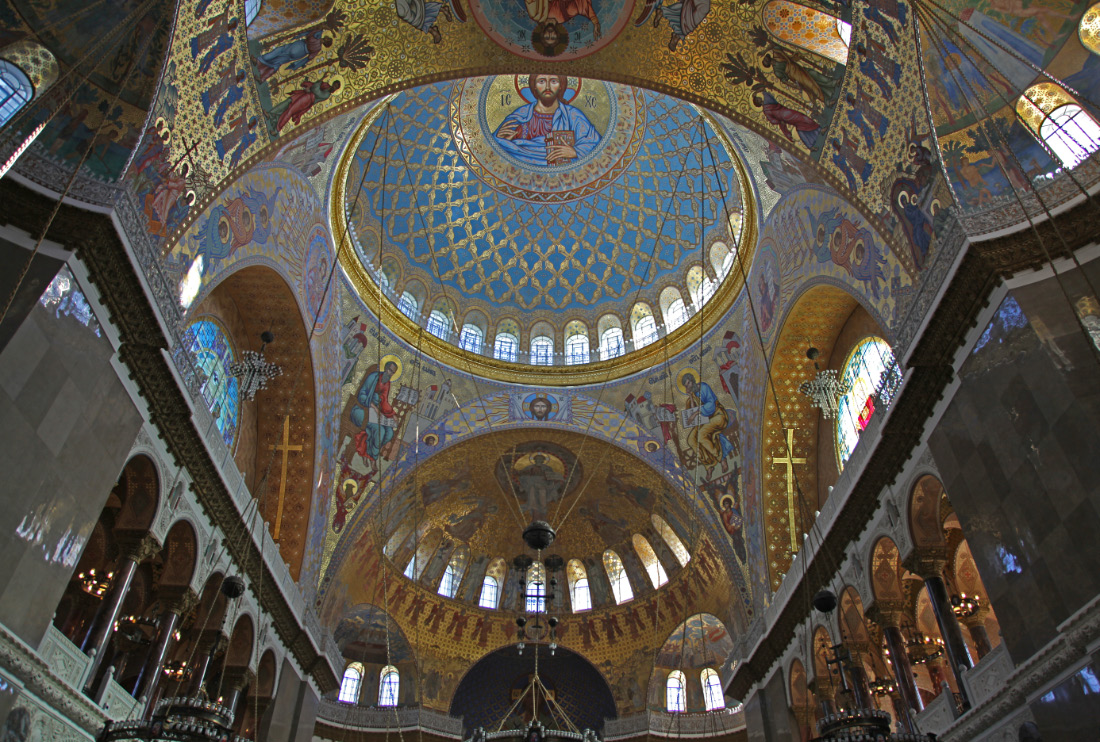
{"left": 341, "top": 76, "right": 747, "bottom": 322}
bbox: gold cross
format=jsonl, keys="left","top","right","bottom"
{"left": 771, "top": 428, "right": 806, "bottom": 555}
{"left": 269, "top": 415, "right": 302, "bottom": 540}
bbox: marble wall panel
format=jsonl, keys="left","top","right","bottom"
{"left": 0, "top": 269, "right": 142, "bottom": 647}
{"left": 928, "top": 264, "right": 1100, "bottom": 669}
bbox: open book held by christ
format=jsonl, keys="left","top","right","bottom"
{"left": 546, "top": 130, "right": 576, "bottom": 165}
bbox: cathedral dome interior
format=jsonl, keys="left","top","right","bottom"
{"left": 2, "top": 0, "right": 1100, "bottom": 739}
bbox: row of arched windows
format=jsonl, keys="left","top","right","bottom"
{"left": 400, "top": 516, "right": 691, "bottom": 611}
{"left": 338, "top": 663, "right": 400, "bottom": 706}
{"left": 384, "top": 244, "right": 739, "bottom": 365}
{"left": 665, "top": 668, "right": 726, "bottom": 712}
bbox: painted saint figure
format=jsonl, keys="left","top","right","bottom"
{"left": 680, "top": 371, "right": 736, "bottom": 478}
{"left": 396, "top": 0, "right": 454, "bottom": 43}
{"left": 254, "top": 30, "right": 333, "bottom": 81}
{"left": 494, "top": 74, "right": 601, "bottom": 166}
{"left": 635, "top": 0, "right": 710, "bottom": 51}
{"left": 265, "top": 78, "right": 341, "bottom": 134}
{"left": 350, "top": 360, "right": 399, "bottom": 463}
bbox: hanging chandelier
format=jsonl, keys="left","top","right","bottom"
{"left": 798, "top": 348, "right": 849, "bottom": 420}
{"left": 228, "top": 331, "right": 283, "bottom": 401}
{"left": 950, "top": 592, "right": 981, "bottom": 619}
{"left": 100, "top": 576, "right": 248, "bottom": 742}
{"left": 77, "top": 568, "right": 113, "bottom": 598}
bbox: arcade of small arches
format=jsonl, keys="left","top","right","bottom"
{"left": 48, "top": 453, "right": 288, "bottom": 740}
{"left": 389, "top": 516, "right": 692, "bottom": 613}
{"left": 379, "top": 242, "right": 742, "bottom": 367}
{"left": 777, "top": 473, "right": 1003, "bottom": 738}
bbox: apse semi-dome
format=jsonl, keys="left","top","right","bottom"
{"left": 334, "top": 75, "right": 757, "bottom": 384}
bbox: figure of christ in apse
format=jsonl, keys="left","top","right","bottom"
{"left": 494, "top": 74, "right": 601, "bottom": 166}
{"left": 525, "top": 0, "right": 602, "bottom": 38}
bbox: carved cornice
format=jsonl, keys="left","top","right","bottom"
{"left": 728, "top": 205, "right": 1096, "bottom": 700}
{"left": 0, "top": 622, "right": 108, "bottom": 735}
{"left": 0, "top": 179, "right": 338, "bottom": 694}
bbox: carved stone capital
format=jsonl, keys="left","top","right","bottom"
{"left": 222, "top": 666, "right": 255, "bottom": 691}
{"left": 808, "top": 678, "right": 836, "bottom": 700}
{"left": 159, "top": 586, "right": 199, "bottom": 618}
{"left": 903, "top": 549, "right": 948, "bottom": 579}
{"left": 866, "top": 600, "right": 908, "bottom": 629}
{"left": 118, "top": 533, "right": 162, "bottom": 564}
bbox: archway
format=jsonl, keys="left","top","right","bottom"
{"left": 189, "top": 264, "right": 317, "bottom": 577}
{"left": 450, "top": 644, "right": 616, "bottom": 735}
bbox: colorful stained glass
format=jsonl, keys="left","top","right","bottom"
{"left": 180, "top": 319, "right": 240, "bottom": 448}
{"left": 835, "top": 337, "right": 895, "bottom": 467}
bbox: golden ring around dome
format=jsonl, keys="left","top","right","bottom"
{"left": 331, "top": 95, "right": 758, "bottom": 386}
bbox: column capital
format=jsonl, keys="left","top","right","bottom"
{"left": 118, "top": 533, "right": 162, "bottom": 563}
{"left": 903, "top": 549, "right": 948, "bottom": 579}
{"left": 866, "top": 600, "right": 907, "bottom": 628}
{"left": 159, "top": 586, "right": 198, "bottom": 618}
{"left": 959, "top": 603, "right": 990, "bottom": 628}
{"left": 222, "top": 666, "right": 255, "bottom": 692}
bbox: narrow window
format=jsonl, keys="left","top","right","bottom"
{"left": 666, "top": 299, "right": 688, "bottom": 331}
{"left": 633, "top": 534, "right": 669, "bottom": 588}
{"left": 244, "top": 0, "right": 262, "bottom": 25}
{"left": 426, "top": 310, "right": 451, "bottom": 340}
{"left": 479, "top": 575, "right": 499, "bottom": 609}
{"left": 565, "top": 333, "right": 590, "bottom": 364}
{"left": 702, "top": 668, "right": 724, "bottom": 711}
{"left": 459, "top": 324, "right": 484, "bottom": 353}
{"left": 666, "top": 670, "right": 686, "bottom": 712}
{"left": 494, "top": 332, "right": 519, "bottom": 362}
{"left": 379, "top": 666, "right": 400, "bottom": 706}
{"left": 1040, "top": 104, "right": 1100, "bottom": 168}
{"left": 525, "top": 563, "right": 546, "bottom": 613}
{"left": 634, "top": 315, "right": 658, "bottom": 348}
{"left": 398, "top": 291, "right": 418, "bottom": 319}
{"left": 0, "top": 60, "right": 33, "bottom": 128}
{"left": 530, "top": 336, "right": 553, "bottom": 366}
{"left": 338, "top": 663, "right": 363, "bottom": 704}
{"left": 600, "top": 327, "right": 625, "bottom": 359}
{"left": 603, "top": 550, "right": 633, "bottom": 604}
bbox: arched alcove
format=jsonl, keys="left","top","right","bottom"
{"left": 450, "top": 644, "right": 617, "bottom": 734}
{"left": 191, "top": 265, "right": 317, "bottom": 578}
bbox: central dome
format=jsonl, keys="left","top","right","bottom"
{"left": 335, "top": 76, "right": 756, "bottom": 383}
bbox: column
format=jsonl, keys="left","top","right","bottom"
{"left": 869, "top": 602, "right": 921, "bottom": 734}
{"left": 962, "top": 608, "right": 993, "bottom": 660}
{"left": 843, "top": 645, "right": 874, "bottom": 712}
{"left": 82, "top": 535, "right": 160, "bottom": 694}
{"left": 913, "top": 556, "right": 973, "bottom": 709}
{"left": 808, "top": 678, "right": 836, "bottom": 717}
{"left": 219, "top": 667, "right": 253, "bottom": 719}
{"left": 187, "top": 632, "right": 227, "bottom": 696}
{"left": 134, "top": 588, "right": 197, "bottom": 705}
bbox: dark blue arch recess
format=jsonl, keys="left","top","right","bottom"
{"left": 450, "top": 644, "right": 617, "bottom": 735}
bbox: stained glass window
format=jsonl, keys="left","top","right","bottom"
{"left": 666, "top": 670, "right": 686, "bottom": 712}
{"left": 702, "top": 668, "right": 724, "bottom": 710}
{"left": 836, "top": 337, "right": 896, "bottom": 468}
{"left": 379, "top": 666, "right": 400, "bottom": 706}
{"left": 39, "top": 267, "right": 101, "bottom": 337}
{"left": 0, "top": 60, "right": 32, "bottom": 128}
{"left": 339, "top": 663, "right": 363, "bottom": 703}
{"left": 180, "top": 319, "right": 239, "bottom": 448}
{"left": 494, "top": 332, "right": 518, "bottom": 362}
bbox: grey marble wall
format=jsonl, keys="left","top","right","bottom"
{"left": 742, "top": 670, "right": 798, "bottom": 742}
{"left": 261, "top": 657, "right": 320, "bottom": 742}
{"left": 0, "top": 267, "right": 142, "bottom": 647}
{"left": 1028, "top": 652, "right": 1100, "bottom": 741}
{"left": 927, "top": 265, "right": 1100, "bottom": 738}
